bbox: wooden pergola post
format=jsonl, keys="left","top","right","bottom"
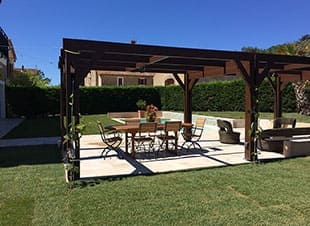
{"left": 266, "top": 73, "right": 283, "bottom": 119}
{"left": 235, "top": 59, "right": 259, "bottom": 161}
{"left": 173, "top": 72, "right": 199, "bottom": 123}
{"left": 275, "top": 74, "right": 282, "bottom": 118}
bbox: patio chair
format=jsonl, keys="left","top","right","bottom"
{"left": 97, "top": 120, "right": 123, "bottom": 159}
{"left": 181, "top": 118, "right": 206, "bottom": 150}
{"left": 273, "top": 117, "right": 296, "bottom": 128}
{"left": 133, "top": 122, "right": 157, "bottom": 157}
{"left": 157, "top": 121, "right": 182, "bottom": 154}
{"left": 217, "top": 119, "right": 240, "bottom": 144}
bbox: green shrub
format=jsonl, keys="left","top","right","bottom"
{"left": 79, "top": 86, "right": 161, "bottom": 114}
{"left": 6, "top": 86, "right": 59, "bottom": 117}
{"left": 5, "top": 80, "right": 298, "bottom": 117}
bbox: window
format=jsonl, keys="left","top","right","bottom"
{"left": 165, "top": 78, "right": 174, "bottom": 86}
{"left": 138, "top": 77, "right": 147, "bottom": 85}
{"left": 117, "top": 77, "right": 124, "bottom": 86}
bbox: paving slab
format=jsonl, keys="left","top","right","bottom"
{"left": 79, "top": 128, "right": 284, "bottom": 179}
{"left": 0, "top": 118, "right": 24, "bottom": 138}
{"left": 0, "top": 137, "right": 60, "bottom": 147}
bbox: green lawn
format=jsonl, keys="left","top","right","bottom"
{"left": 3, "top": 117, "right": 61, "bottom": 139}
{"left": 0, "top": 145, "right": 309, "bottom": 225}
{"left": 3, "top": 114, "right": 119, "bottom": 138}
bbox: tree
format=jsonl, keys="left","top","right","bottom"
{"left": 7, "top": 69, "right": 51, "bottom": 87}
{"left": 241, "top": 34, "right": 310, "bottom": 57}
{"left": 296, "top": 34, "right": 310, "bottom": 57}
{"left": 241, "top": 46, "right": 267, "bottom": 53}
{"left": 266, "top": 43, "right": 297, "bottom": 55}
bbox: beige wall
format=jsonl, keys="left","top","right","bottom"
{"left": 84, "top": 70, "right": 154, "bottom": 86}
{"left": 153, "top": 73, "right": 184, "bottom": 86}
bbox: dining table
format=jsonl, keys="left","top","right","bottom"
{"left": 112, "top": 123, "right": 164, "bottom": 157}
{"left": 112, "top": 122, "right": 192, "bottom": 158}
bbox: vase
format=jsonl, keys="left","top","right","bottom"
{"left": 146, "top": 117, "right": 155, "bottom": 122}
{"left": 138, "top": 110, "right": 145, "bottom": 118}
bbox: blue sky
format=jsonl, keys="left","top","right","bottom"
{"left": 0, "top": 0, "right": 309, "bottom": 85}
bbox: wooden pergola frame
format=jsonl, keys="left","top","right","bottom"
{"left": 59, "top": 38, "right": 310, "bottom": 180}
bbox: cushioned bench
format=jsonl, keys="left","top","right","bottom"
{"left": 283, "top": 139, "right": 310, "bottom": 157}
{"left": 257, "top": 127, "right": 310, "bottom": 153}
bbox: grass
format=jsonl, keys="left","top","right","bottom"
{"left": 3, "top": 117, "right": 61, "bottom": 138}
{"left": 3, "top": 114, "right": 119, "bottom": 139}
{"left": 80, "top": 114, "right": 121, "bottom": 135}
{"left": 0, "top": 145, "right": 309, "bottom": 225}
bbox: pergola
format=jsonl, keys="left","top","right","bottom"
{"left": 59, "top": 38, "right": 310, "bottom": 179}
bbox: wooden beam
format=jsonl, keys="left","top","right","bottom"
{"left": 183, "top": 73, "right": 192, "bottom": 124}
{"left": 256, "top": 63, "right": 270, "bottom": 85}
{"left": 63, "top": 38, "right": 253, "bottom": 62}
{"left": 173, "top": 73, "right": 185, "bottom": 90}
{"left": 203, "top": 66, "right": 224, "bottom": 76}
{"left": 284, "top": 63, "right": 310, "bottom": 71}
{"left": 302, "top": 70, "right": 310, "bottom": 79}
{"left": 187, "top": 70, "right": 204, "bottom": 79}
{"left": 234, "top": 60, "right": 250, "bottom": 84}
{"left": 130, "top": 56, "right": 168, "bottom": 72}
{"left": 274, "top": 75, "right": 282, "bottom": 119}
{"left": 149, "top": 55, "right": 169, "bottom": 64}
{"left": 226, "top": 60, "right": 250, "bottom": 77}
{"left": 189, "top": 78, "right": 199, "bottom": 91}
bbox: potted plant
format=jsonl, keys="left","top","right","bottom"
{"left": 136, "top": 99, "right": 146, "bottom": 118}
{"left": 145, "top": 104, "right": 158, "bottom": 122}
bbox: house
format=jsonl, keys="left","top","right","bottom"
{"left": 84, "top": 70, "right": 185, "bottom": 87}
{"left": 14, "top": 65, "right": 39, "bottom": 75}
{"left": 0, "top": 27, "right": 16, "bottom": 118}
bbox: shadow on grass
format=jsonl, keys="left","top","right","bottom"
{"left": 0, "top": 145, "right": 61, "bottom": 167}
{"left": 3, "top": 116, "right": 61, "bottom": 139}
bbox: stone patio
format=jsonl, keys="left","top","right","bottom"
{"left": 79, "top": 127, "right": 284, "bottom": 179}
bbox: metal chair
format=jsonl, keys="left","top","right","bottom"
{"left": 133, "top": 122, "right": 157, "bottom": 156}
{"left": 217, "top": 119, "right": 240, "bottom": 144}
{"left": 97, "top": 120, "right": 123, "bottom": 159}
{"left": 181, "top": 118, "right": 206, "bottom": 150}
{"left": 157, "top": 121, "right": 182, "bottom": 154}
{"left": 273, "top": 117, "right": 296, "bottom": 128}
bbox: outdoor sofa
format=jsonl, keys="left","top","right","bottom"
{"left": 257, "top": 127, "right": 310, "bottom": 157}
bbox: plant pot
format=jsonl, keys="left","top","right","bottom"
{"left": 146, "top": 117, "right": 155, "bottom": 122}
{"left": 138, "top": 110, "right": 145, "bottom": 118}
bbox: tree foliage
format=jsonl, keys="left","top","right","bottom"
{"left": 7, "top": 69, "right": 51, "bottom": 87}
{"left": 242, "top": 34, "right": 310, "bottom": 57}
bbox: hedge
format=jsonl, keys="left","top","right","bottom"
{"left": 5, "top": 80, "right": 297, "bottom": 117}
{"left": 6, "top": 86, "right": 60, "bottom": 117}
{"left": 79, "top": 86, "right": 161, "bottom": 114}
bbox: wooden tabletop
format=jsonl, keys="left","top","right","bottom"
{"left": 112, "top": 122, "right": 191, "bottom": 132}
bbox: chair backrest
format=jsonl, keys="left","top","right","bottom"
{"left": 139, "top": 122, "right": 157, "bottom": 133}
{"left": 155, "top": 117, "right": 161, "bottom": 123}
{"left": 125, "top": 118, "right": 140, "bottom": 125}
{"left": 165, "top": 121, "right": 182, "bottom": 133}
{"left": 195, "top": 118, "right": 206, "bottom": 128}
{"left": 273, "top": 117, "right": 296, "bottom": 128}
{"left": 217, "top": 120, "right": 233, "bottom": 133}
{"left": 97, "top": 120, "right": 107, "bottom": 139}
{"left": 97, "top": 120, "right": 118, "bottom": 138}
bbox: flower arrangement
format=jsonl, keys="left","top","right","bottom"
{"left": 145, "top": 104, "right": 158, "bottom": 122}
{"left": 136, "top": 99, "right": 146, "bottom": 110}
